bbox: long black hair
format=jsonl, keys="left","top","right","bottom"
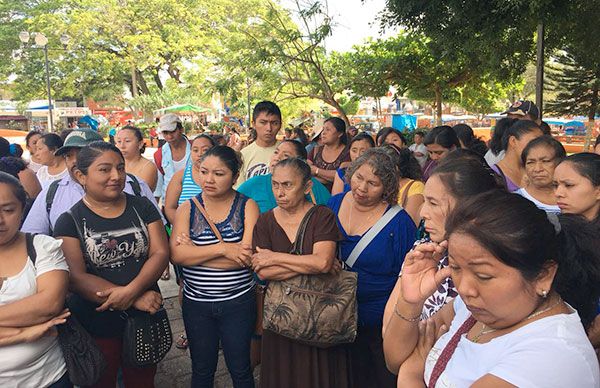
{"left": 489, "top": 118, "right": 518, "bottom": 155}
{"left": 423, "top": 126, "right": 460, "bottom": 150}
{"left": 324, "top": 117, "right": 348, "bottom": 145}
{"left": 453, "top": 124, "right": 488, "bottom": 156}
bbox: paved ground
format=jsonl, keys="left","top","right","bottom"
{"left": 156, "top": 265, "right": 260, "bottom": 388}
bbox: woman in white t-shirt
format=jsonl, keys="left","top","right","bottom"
{"left": 387, "top": 190, "right": 600, "bottom": 387}
{"left": 516, "top": 136, "right": 565, "bottom": 214}
{"left": 0, "top": 172, "right": 71, "bottom": 388}
{"left": 35, "top": 133, "right": 68, "bottom": 189}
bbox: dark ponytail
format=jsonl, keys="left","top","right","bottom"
{"left": 553, "top": 214, "right": 600, "bottom": 327}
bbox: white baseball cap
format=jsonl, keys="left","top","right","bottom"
{"left": 159, "top": 113, "right": 182, "bottom": 133}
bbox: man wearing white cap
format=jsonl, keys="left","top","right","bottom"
{"left": 153, "top": 113, "right": 191, "bottom": 203}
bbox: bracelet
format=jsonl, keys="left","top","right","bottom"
{"left": 394, "top": 302, "right": 421, "bottom": 322}
{"left": 315, "top": 168, "right": 319, "bottom": 176}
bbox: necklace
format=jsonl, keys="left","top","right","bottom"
{"left": 346, "top": 197, "right": 384, "bottom": 233}
{"left": 471, "top": 296, "right": 563, "bottom": 343}
{"left": 82, "top": 196, "right": 112, "bottom": 211}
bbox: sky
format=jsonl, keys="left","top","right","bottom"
{"left": 281, "top": 0, "right": 398, "bottom": 52}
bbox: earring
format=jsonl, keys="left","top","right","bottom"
{"left": 540, "top": 290, "right": 548, "bottom": 298}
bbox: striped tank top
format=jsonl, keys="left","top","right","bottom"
{"left": 178, "top": 162, "right": 202, "bottom": 206}
{"left": 182, "top": 192, "right": 255, "bottom": 302}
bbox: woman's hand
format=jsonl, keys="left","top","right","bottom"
{"left": 251, "top": 247, "right": 279, "bottom": 272}
{"left": 96, "top": 286, "right": 140, "bottom": 312}
{"left": 222, "top": 242, "right": 253, "bottom": 267}
{"left": 133, "top": 290, "right": 163, "bottom": 314}
{"left": 396, "top": 319, "right": 448, "bottom": 386}
{"left": 329, "top": 259, "right": 342, "bottom": 275}
{"left": 21, "top": 309, "right": 71, "bottom": 343}
{"left": 400, "top": 241, "right": 451, "bottom": 305}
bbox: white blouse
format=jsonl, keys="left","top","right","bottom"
{"left": 0, "top": 235, "right": 70, "bottom": 388}
{"left": 424, "top": 296, "right": 599, "bottom": 388}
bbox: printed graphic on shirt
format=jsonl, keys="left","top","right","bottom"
{"left": 246, "top": 163, "right": 269, "bottom": 179}
{"left": 81, "top": 208, "right": 148, "bottom": 269}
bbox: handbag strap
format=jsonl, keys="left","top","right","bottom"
{"left": 428, "top": 315, "right": 477, "bottom": 387}
{"left": 191, "top": 196, "right": 224, "bottom": 242}
{"left": 345, "top": 205, "right": 402, "bottom": 268}
{"left": 400, "top": 180, "right": 416, "bottom": 208}
{"left": 290, "top": 205, "right": 319, "bottom": 255}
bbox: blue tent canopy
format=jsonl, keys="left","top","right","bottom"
{"left": 78, "top": 115, "right": 99, "bottom": 131}
{"left": 391, "top": 114, "right": 417, "bottom": 131}
{"left": 544, "top": 118, "right": 585, "bottom": 127}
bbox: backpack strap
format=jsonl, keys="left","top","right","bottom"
{"left": 126, "top": 173, "right": 142, "bottom": 196}
{"left": 45, "top": 179, "right": 61, "bottom": 219}
{"left": 25, "top": 233, "right": 37, "bottom": 265}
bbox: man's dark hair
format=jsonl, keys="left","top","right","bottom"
{"left": 252, "top": 101, "right": 282, "bottom": 122}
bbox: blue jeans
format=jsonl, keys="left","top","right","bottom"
{"left": 183, "top": 289, "right": 256, "bottom": 388}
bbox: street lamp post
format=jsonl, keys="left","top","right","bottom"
{"left": 19, "top": 31, "right": 54, "bottom": 132}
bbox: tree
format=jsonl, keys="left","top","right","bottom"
{"left": 381, "top": 0, "right": 576, "bottom": 118}
{"left": 244, "top": 0, "right": 358, "bottom": 125}
{"left": 546, "top": 52, "right": 600, "bottom": 146}
{"left": 549, "top": 1, "right": 600, "bottom": 149}
{"left": 349, "top": 32, "right": 513, "bottom": 122}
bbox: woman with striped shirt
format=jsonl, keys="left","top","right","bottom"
{"left": 171, "top": 145, "right": 260, "bottom": 388}
{"left": 164, "top": 134, "right": 216, "bottom": 349}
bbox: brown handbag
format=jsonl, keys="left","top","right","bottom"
{"left": 262, "top": 205, "right": 358, "bottom": 348}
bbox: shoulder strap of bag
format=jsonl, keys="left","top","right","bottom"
{"left": 191, "top": 196, "right": 224, "bottom": 242}
{"left": 126, "top": 173, "right": 142, "bottom": 196}
{"left": 290, "top": 205, "right": 319, "bottom": 255}
{"left": 428, "top": 315, "right": 477, "bottom": 387}
{"left": 46, "top": 179, "right": 61, "bottom": 216}
{"left": 345, "top": 205, "right": 402, "bottom": 268}
{"left": 400, "top": 180, "right": 416, "bottom": 208}
{"left": 25, "top": 233, "right": 37, "bottom": 265}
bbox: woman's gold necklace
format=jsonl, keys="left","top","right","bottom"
{"left": 471, "top": 297, "right": 563, "bottom": 343}
{"left": 347, "top": 198, "right": 384, "bottom": 233}
{"left": 82, "top": 196, "right": 112, "bottom": 211}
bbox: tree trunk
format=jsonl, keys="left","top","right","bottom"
{"left": 584, "top": 84, "right": 598, "bottom": 151}
{"left": 535, "top": 22, "right": 545, "bottom": 119}
{"left": 435, "top": 85, "right": 443, "bottom": 126}
{"left": 329, "top": 98, "right": 350, "bottom": 128}
{"left": 136, "top": 70, "right": 150, "bottom": 95}
{"left": 153, "top": 68, "right": 164, "bottom": 91}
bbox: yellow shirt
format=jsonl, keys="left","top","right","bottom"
{"left": 235, "top": 141, "right": 279, "bottom": 188}
{"left": 397, "top": 179, "right": 425, "bottom": 206}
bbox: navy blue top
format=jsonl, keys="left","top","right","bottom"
{"left": 328, "top": 193, "right": 417, "bottom": 327}
{"left": 336, "top": 168, "right": 351, "bottom": 193}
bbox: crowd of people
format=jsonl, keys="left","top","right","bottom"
{"left": 0, "top": 98, "right": 599, "bottom": 388}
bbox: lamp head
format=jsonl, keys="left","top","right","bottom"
{"left": 34, "top": 32, "right": 48, "bottom": 47}
{"left": 18, "top": 31, "right": 30, "bottom": 44}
